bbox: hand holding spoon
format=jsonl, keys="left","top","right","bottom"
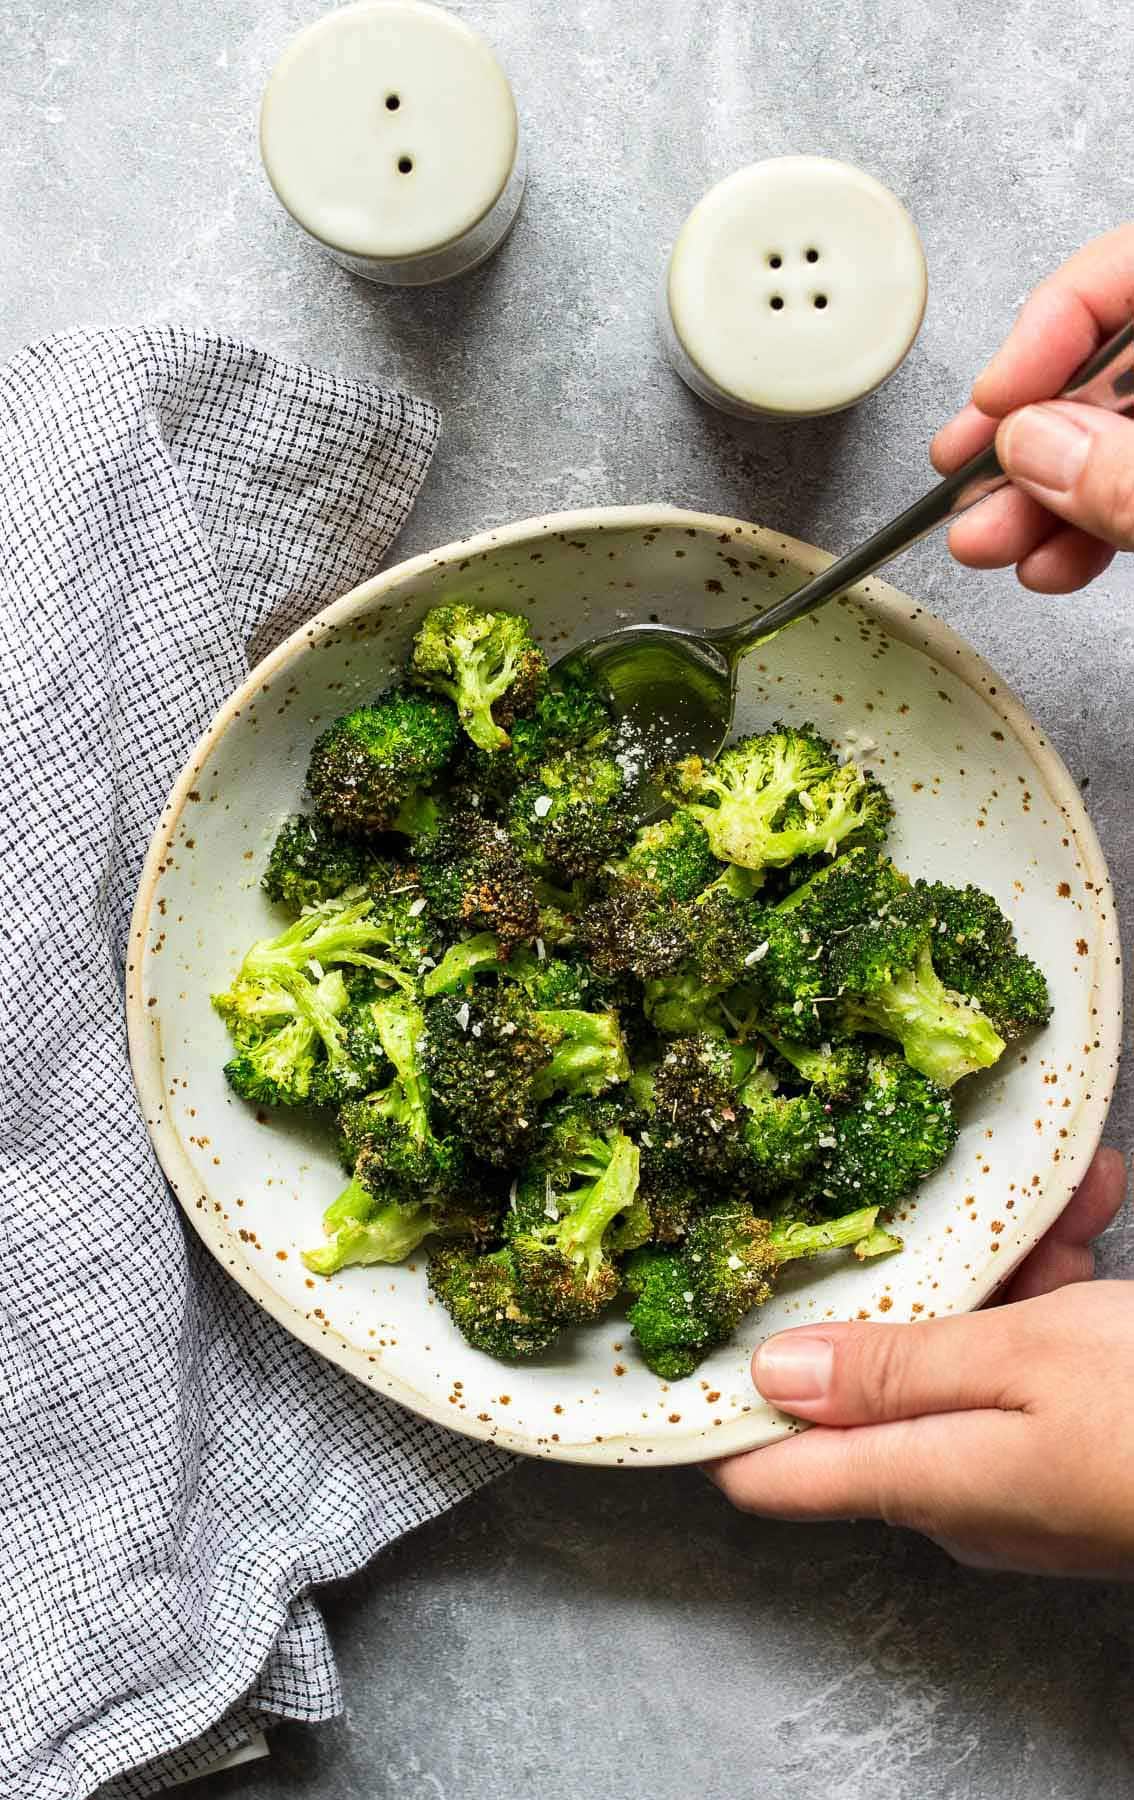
{"left": 558, "top": 321, "right": 1134, "bottom": 776}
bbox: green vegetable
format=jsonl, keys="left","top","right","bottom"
{"left": 409, "top": 604, "right": 547, "bottom": 753}
{"left": 213, "top": 600, "right": 1052, "bottom": 1374}
{"left": 664, "top": 725, "right": 890, "bottom": 873}
{"left": 306, "top": 690, "right": 457, "bottom": 836}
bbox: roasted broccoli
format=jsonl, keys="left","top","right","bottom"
{"left": 409, "top": 604, "right": 546, "bottom": 753}
{"left": 302, "top": 1186, "right": 435, "bottom": 1276}
{"left": 213, "top": 893, "right": 430, "bottom": 1105}
{"left": 427, "top": 1245, "right": 564, "bottom": 1358}
{"left": 507, "top": 1128, "right": 641, "bottom": 1323}
{"left": 736, "top": 1070, "right": 827, "bottom": 1195}
{"left": 457, "top": 659, "right": 613, "bottom": 802}
{"left": 627, "top": 1199, "right": 887, "bottom": 1379}
{"left": 612, "top": 810, "right": 719, "bottom": 902}
{"left": 306, "top": 690, "right": 457, "bottom": 836}
{"left": 917, "top": 881, "right": 1052, "bottom": 1040}
{"left": 797, "top": 1050, "right": 957, "bottom": 1216}
{"left": 509, "top": 745, "right": 636, "bottom": 882}
{"left": 417, "top": 808, "right": 540, "bottom": 951}
{"left": 423, "top": 987, "right": 629, "bottom": 1165}
{"left": 830, "top": 889, "right": 1006, "bottom": 1088}
{"left": 216, "top": 600, "right": 1053, "bottom": 1378}
{"left": 262, "top": 813, "right": 400, "bottom": 911}
{"left": 664, "top": 725, "right": 890, "bottom": 873}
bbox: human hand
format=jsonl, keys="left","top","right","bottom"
{"left": 707, "top": 1149, "right": 1131, "bottom": 1577}
{"left": 932, "top": 225, "right": 1134, "bottom": 593}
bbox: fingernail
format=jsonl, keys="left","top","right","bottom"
{"left": 754, "top": 1333, "right": 833, "bottom": 1403}
{"left": 1001, "top": 404, "right": 1090, "bottom": 492}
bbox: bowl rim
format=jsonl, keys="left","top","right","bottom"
{"left": 126, "top": 502, "right": 1124, "bottom": 1467}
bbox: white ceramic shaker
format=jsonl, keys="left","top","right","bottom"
{"left": 260, "top": 0, "right": 524, "bottom": 286}
{"left": 661, "top": 155, "right": 928, "bottom": 419}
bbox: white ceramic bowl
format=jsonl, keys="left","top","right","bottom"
{"left": 127, "top": 506, "right": 1122, "bottom": 1468}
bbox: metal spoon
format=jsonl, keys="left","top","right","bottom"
{"left": 559, "top": 320, "right": 1134, "bottom": 777}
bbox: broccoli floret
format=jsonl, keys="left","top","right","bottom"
{"left": 506, "top": 1097, "right": 647, "bottom": 1252}
{"left": 306, "top": 690, "right": 458, "bottom": 835}
{"left": 779, "top": 844, "right": 907, "bottom": 931}
{"left": 736, "top": 1070, "right": 827, "bottom": 1194}
{"left": 612, "top": 810, "right": 719, "bottom": 902}
{"left": 917, "top": 881, "right": 1052, "bottom": 1040}
{"left": 457, "top": 659, "right": 613, "bottom": 799}
{"left": 634, "top": 883, "right": 772, "bottom": 1034}
{"left": 213, "top": 891, "right": 434, "bottom": 1102}
{"left": 580, "top": 884, "right": 694, "bottom": 981}
{"left": 797, "top": 1051, "right": 958, "bottom": 1215}
{"left": 317, "top": 977, "right": 399, "bottom": 1102}
{"left": 532, "top": 1007, "right": 630, "bottom": 1105}
{"left": 509, "top": 746, "right": 636, "bottom": 882}
{"left": 408, "top": 604, "right": 547, "bottom": 753}
{"left": 223, "top": 1014, "right": 320, "bottom": 1107}
{"left": 509, "top": 1131, "right": 640, "bottom": 1323}
{"left": 640, "top": 970, "right": 724, "bottom": 1039}
{"left": 513, "top": 659, "right": 611, "bottom": 763}
{"left": 664, "top": 725, "right": 890, "bottom": 873}
{"left": 417, "top": 809, "right": 540, "bottom": 950}
{"left": 213, "top": 976, "right": 300, "bottom": 1050}
{"left": 427, "top": 1245, "right": 563, "bottom": 1358}
{"left": 302, "top": 1181, "right": 435, "bottom": 1275}
{"left": 337, "top": 993, "right": 465, "bottom": 1206}
{"left": 635, "top": 1145, "right": 701, "bottom": 1244}
{"left": 830, "top": 891, "right": 1006, "bottom": 1087}
{"left": 628, "top": 1199, "right": 886, "bottom": 1378}
{"left": 423, "top": 989, "right": 629, "bottom": 1165}
{"left": 760, "top": 1032, "right": 870, "bottom": 1102}
{"left": 429, "top": 1183, "right": 508, "bottom": 1247}
{"left": 648, "top": 1035, "right": 743, "bottom": 1174}
{"left": 262, "top": 814, "right": 401, "bottom": 911}
{"left": 735, "top": 849, "right": 910, "bottom": 1044}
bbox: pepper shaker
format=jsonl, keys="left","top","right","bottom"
{"left": 260, "top": 0, "right": 525, "bottom": 286}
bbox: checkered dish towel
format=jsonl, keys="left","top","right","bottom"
{"left": 0, "top": 330, "right": 511, "bottom": 1800}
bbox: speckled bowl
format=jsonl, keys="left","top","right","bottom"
{"left": 127, "top": 506, "right": 1122, "bottom": 1467}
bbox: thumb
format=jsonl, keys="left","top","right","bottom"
{"left": 752, "top": 1305, "right": 1035, "bottom": 1427}
{"left": 997, "top": 400, "right": 1134, "bottom": 550}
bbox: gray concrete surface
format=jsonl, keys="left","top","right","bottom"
{"left": 3, "top": 1, "right": 1132, "bottom": 1794}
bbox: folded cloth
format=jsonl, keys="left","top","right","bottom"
{"left": 0, "top": 329, "right": 511, "bottom": 1800}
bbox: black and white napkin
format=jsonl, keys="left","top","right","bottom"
{"left": 0, "top": 329, "right": 510, "bottom": 1800}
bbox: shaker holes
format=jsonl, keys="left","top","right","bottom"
{"left": 769, "top": 296, "right": 784, "bottom": 311}
{"left": 813, "top": 294, "right": 828, "bottom": 309}
{"left": 806, "top": 247, "right": 820, "bottom": 263}
{"left": 385, "top": 93, "right": 401, "bottom": 110}
{"left": 397, "top": 156, "right": 414, "bottom": 174}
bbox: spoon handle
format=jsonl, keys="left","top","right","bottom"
{"left": 715, "top": 317, "right": 1134, "bottom": 655}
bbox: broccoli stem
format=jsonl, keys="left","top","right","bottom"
{"left": 853, "top": 1225, "right": 904, "bottom": 1260}
{"left": 371, "top": 995, "right": 430, "bottom": 1133}
{"left": 844, "top": 943, "right": 1005, "bottom": 1088}
{"left": 770, "top": 1206, "right": 885, "bottom": 1261}
{"left": 553, "top": 1134, "right": 641, "bottom": 1277}
{"left": 320, "top": 1174, "right": 378, "bottom": 1234}
{"left": 303, "top": 1197, "right": 435, "bottom": 1274}
{"left": 423, "top": 932, "right": 504, "bottom": 997}
{"left": 532, "top": 1008, "right": 629, "bottom": 1100}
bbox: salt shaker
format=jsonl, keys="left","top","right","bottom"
{"left": 661, "top": 156, "right": 928, "bottom": 420}
{"left": 260, "top": 0, "right": 524, "bottom": 286}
